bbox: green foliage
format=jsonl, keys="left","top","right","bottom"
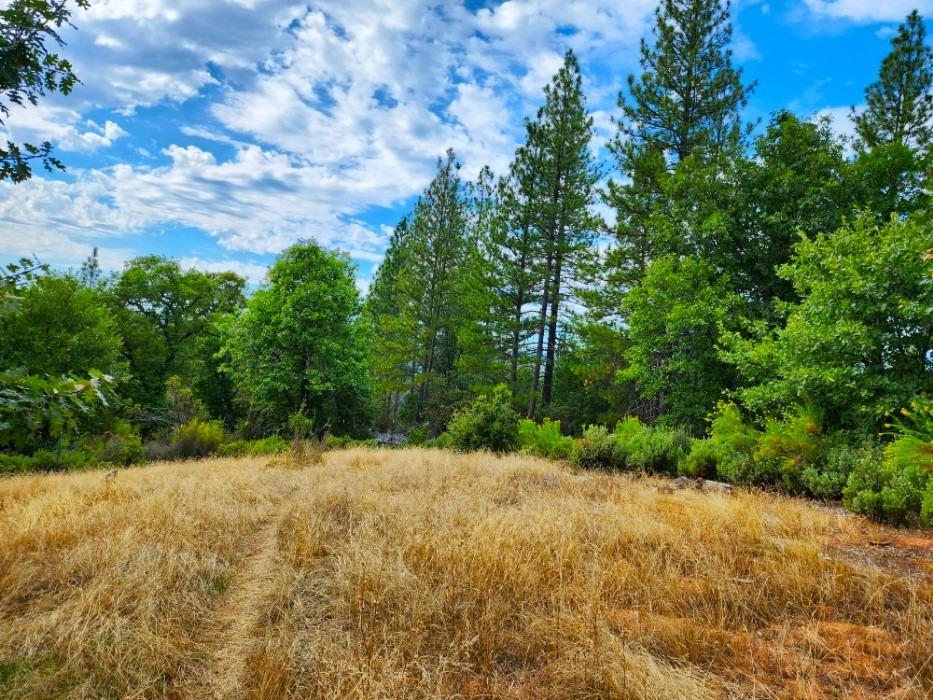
{"left": 447, "top": 385, "right": 519, "bottom": 454}
{"left": 753, "top": 409, "right": 823, "bottom": 494}
{"left": 0, "top": 370, "right": 114, "bottom": 453}
{"left": 518, "top": 418, "right": 574, "bottom": 460}
{"left": 571, "top": 425, "right": 620, "bottom": 470}
{"left": 406, "top": 426, "right": 427, "bottom": 447}
{"left": 724, "top": 214, "right": 933, "bottom": 431}
{"left": 109, "top": 256, "right": 245, "bottom": 424}
{"left": 216, "top": 435, "right": 289, "bottom": 458}
{"left": 681, "top": 439, "right": 718, "bottom": 478}
{"left": 0, "top": 0, "right": 89, "bottom": 181}
{"left": 424, "top": 432, "right": 453, "bottom": 450}
{"left": 622, "top": 257, "right": 739, "bottom": 433}
{"left": 172, "top": 418, "right": 224, "bottom": 459}
{"left": 571, "top": 417, "right": 688, "bottom": 475}
{"left": 0, "top": 275, "right": 124, "bottom": 378}
{"left": 843, "top": 449, "right": 927, "bottom": 526}
{"left": 224, "top": 241, "right": 371, "bottom": 437}
{"left": 801, "top": 441, "right": 866, "bottom": 501}
{"left": 624, "top": 425, "right": 690, "bottom": 475}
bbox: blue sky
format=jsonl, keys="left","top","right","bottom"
{"left": 0, "top": 0, "right": 928, "bottom": 289}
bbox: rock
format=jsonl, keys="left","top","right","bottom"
{"left": 700, "top": 479, "right": 733, "bottom": 493}
{"left": 376, "top": 432, "right": 407, "bottom": 446}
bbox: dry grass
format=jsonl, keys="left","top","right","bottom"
{"left": 0, "top": 448, "right": 930, "bottom": 699}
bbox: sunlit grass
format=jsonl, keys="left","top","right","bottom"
{"left": 0, "top": 449, "right": 930, "bottom": 698}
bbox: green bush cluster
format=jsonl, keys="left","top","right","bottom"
{"left": 571, "top": 417, "right": 689, "bottom": 475}
{"left": 447, "top": 386, "right": 519, "bottom": 454}
{"left": 518, "top": 418, "right": 574, "bottom": 460}
{"left": 172, "top": 418, "right": 225, "bottom": 458}
{"left": 217, "top": 435, "right": 290, "bottom": 457}
{"left": 0, "top": 420, "right": 143, "bottom": 473}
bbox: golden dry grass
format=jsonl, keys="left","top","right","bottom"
{"left": 0, "top": 448, "right": 930, "bottom": 699}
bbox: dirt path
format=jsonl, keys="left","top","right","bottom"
{"left": 177, "top": 491, "right": 295, "bottom": 699}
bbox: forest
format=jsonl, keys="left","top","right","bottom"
{"left": 1, "top": 0, "right": 932, "bottom": 526}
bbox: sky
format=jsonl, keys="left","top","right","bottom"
{"left": 0, "top": 0, "right": 929, "bottom": 290}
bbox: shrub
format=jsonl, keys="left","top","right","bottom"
{"left": 843, "top": 445, "right": 927, "bottom": 526}
{"left": 425, "top": 432, "right": 453, "bottom": 449}
{"left": 217, "top": 435, "right": 290, "bottom": 457}
{"left": 681, "top": 439, "right": 718, "bottom": 478}
{"left": 406, "top": 426, "right": 428, "bottom": 447}
{"left": 518, "top": 418, "right": 574, "bottom": 460}
{"left": 624, "top": 425, "right": 690, "bottom": 475}
{"left": 754, "top": 409, "right": 822, "bottom": 493}
{"left": 801, "top": 441, "right": 864, "bottom": 500}
{"left": 572, "top": 425, "right": 622, "bottom": 470}
{"left": 172, "top": 419, "right": 224, "bottom": 458}
{"left": 709, "top": 402, "right": 761, "bottom": 485}
{"left": 447, "top": 386, "right": 519, "bottom": 454}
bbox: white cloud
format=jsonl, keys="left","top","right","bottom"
{"left": 179, "top": 256, "right": 269, "bottom": 284}
{"left": 2, "top": 104, "right": 127, "bottom": 152}
{"left": 0, "top": 0, "right": 664, "bottom": 272}
{"left": 803, "top": 0, "right": 931, "bottom": 23}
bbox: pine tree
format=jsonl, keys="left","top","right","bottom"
{"left": 487, "top": 130, "right": 547, "bottom": 398}
{"left": 525, "top": 50, "right": 600, "bottom": 416}
{"left": 606, "top": 0, "right": 753, "bottom": 283}
{"left": 854, "top": 11, "right": 933, "bottom": 152}
{"left": 369, "top": 150, "right": 471, "bottom": 431}
{"left": 365, "top": 218, "right": 416, "bottom": 430}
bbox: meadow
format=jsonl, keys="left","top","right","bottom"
{"left": 0, "top": 448, "right": 930, "bottom": 699}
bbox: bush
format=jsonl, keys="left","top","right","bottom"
{"left": 681, "top": 439, "right": 718, "bottom": 478}
{"left": 709, "top": 402, "right": 760, "bottom": 484}
{"left": 801, "top": 439, "right": 866, "bottom": 500}
{"left": 843, "top": 449, "right": 927, "bottom": 526}
{"left": 518, "top": 418, "right": 574, "bottom": 460}
{"left": 754, "top": 409, "right": 822, "bottom": 493}
{"left": 572, "top": 425, "right": 622, "bottom": 470}
{"left": 217, "top": 435, "right": 289, "bottom": 457}
{"left": 624, "top": 425, "right": 690, "bottom": 475}
{"left": 447, "top": 386, "right": 519, "bottom": 454}
{"left": 425, "top": 432, "right": 453, "bottom": 449}
{"left": 172, "top": 419, "right": 224, "bottom": 458}
{"left": 406, "top": 426, "right": 428, "bottom": 447}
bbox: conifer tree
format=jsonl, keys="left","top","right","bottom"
{"left": 524, "top": 50, "right": 600, "bottom": 417}
{"left": 854, "top": 10, "right": 932, "bottom": 152}
{"left": 606, "top": 0, "right": 753, "bottom": 284}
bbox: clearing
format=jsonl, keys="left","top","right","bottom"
{"left": 0, "top": 448, "right": 930, "bottom": 699}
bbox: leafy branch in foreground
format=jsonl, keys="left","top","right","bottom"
{"left": 0, "top": 0, "right": 89, "bottom": 182}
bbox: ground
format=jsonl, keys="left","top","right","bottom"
{"left": 0, "top": 448, "right": 930, "bottom": 699}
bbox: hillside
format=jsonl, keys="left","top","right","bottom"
{"left": 0, "top": 449, "right": 931, "bottom": 699}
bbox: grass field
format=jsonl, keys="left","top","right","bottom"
{"left": 0, "top": 448, "right": 930, "bottom": 699}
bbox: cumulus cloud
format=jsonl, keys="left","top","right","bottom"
{"left": 0, "top": 0, "right": 664, "bottom": 272}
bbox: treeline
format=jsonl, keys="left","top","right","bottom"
{"left": 368, "top": 2, "right": 931, "bottom": 436}
{"left": 0, "top": 1, "right": 931, "bottom": 523}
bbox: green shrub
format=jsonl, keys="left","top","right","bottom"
{"left": 217, "top": 435, "right": 290, "bottom": 457}
{"left": 518, "top": 418, "right": 574, "bottom": 460}
{"left": 572, "top": 425, "right": 622, "bottom": 470}
{"left": 681, "top": 439, "right": 718, "bottom": 478}
{"left": 447, "top": 386, "right": 519, "bottom": 454}
{"left": 843, "top": 446, "right": 927, "bottom": 525}
{"left": 406, "top": 426, "right": 428, "bottom": 446}
{"left": 614, "top": 416, "right": 644, "bottom": 442}
{"left": 0, "top": 449, "right": 90, "bottom": 472}
{"left": 172, "top": 419, "right": 224, "bottom": 458}
{"left": 624, "top": 425, "right": 690, "bottom": 475}
{"left": 425, "top": 432, "right": 453, "bottom": 449}
{"left": 801, "top": 446, "right": 851, "bottom": 500}
{"left": 754, "top": 409, "right": 822, "bottom": 493}
{"left": 709, "top": 402, "right": 760, "bottom": 484}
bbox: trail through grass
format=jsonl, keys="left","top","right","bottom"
{"left": 0, "top": 449, "right": 930, "bottom": 699}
